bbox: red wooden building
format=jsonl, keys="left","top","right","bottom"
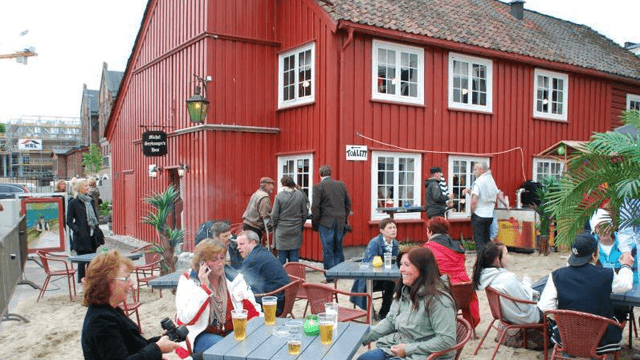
{"left": 106, "top": 0, "right": 640, "bottom": 260}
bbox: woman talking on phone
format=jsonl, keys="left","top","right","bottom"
{"left": 175, "top": 239, "right": 262, "bottom": 353}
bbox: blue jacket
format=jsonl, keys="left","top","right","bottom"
{"left": 241, "top": 245, "right": 290, "bottom": 313}
{"left": 350, "top": 235, "right": 399, "bottom": 309}
{"left": 597, "top": 234, "right": 639, "bottom": 284}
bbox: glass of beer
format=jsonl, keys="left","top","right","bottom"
{"left": 231, "top": 309, "right": 248, "bottom": 341}
{"left": 287, "top": 334, "right": 302, "bottom": 355}
{"left": 318, "top": 312, "right": 335, "bottom": 345}
{"left": 324, "top": 302, "right": 338, "bottom": 329}
{"left": 262, "top": 296, "right": 278, "bottom": 325}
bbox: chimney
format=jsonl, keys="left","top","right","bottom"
{"left": 510, "top": 0, "right": 525, "bottom": 20}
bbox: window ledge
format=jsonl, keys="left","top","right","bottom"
{"left": 447, "top": 107, "right": 494, "bottom": 116}
{"left": 368, "top": 218, "right": 426, "bottom": 226}
{"left": 532, "top": 116, "right": 568, "bottom": 123}
{"left": 277, "top": 100, "right": 316, "bottom": 112}
{"left": 370, "top": 98, "right": 426, "bottom": 108}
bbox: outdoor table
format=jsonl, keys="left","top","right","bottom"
{"left": 67, "top": 252, "right": 142, "bottom": 264}
{"left": 326, "top": 261, "right": 400, "bottom": 322}
{"left": 203, "top": 317, "right": 369, "bottom": 360}
{"left": 148, "top": 270, "right": 183, "bottom": 290}
{"left": 611, "top": 283, "right": 640, "bottom": 307}
{"left": 376, "top": 205, "right": 425, "bottom": 219}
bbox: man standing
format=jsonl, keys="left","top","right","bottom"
{"left": 424, "top": 166, "right": 453, "bottom": 218}
{"left": 236, "top": 231, "right": 290, "bottom": 315}
{"left": 312, "top": 165, "right": 351, "bottom": 280}
{"left": 470, "top": 162, "right": 498, "bottom": 253}
{"left": 242, "top": 177, "right": 276, "bottom": 241}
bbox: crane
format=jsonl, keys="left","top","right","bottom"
{"left": 0, "top": 47, "right": 37, "bottom": 64}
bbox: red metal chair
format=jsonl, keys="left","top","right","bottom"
{"left": 427, "top": 316, "right": 473, "bottom": 360}
{"left": 119, "top": 284, "right": 142, "bottom": 333}
{"left": 283, "top": 262, "right": 338, "bottom": 316}
{"left": 36, "top": 250, "right": 77, "bottom": 302}
{"left": 255, "top": 279, "right": 303, "bottom": 318}
{"left": 545, "top": 309, "right": 625, "bottom": 360}
{"left": 302, "top": 282, "right": 371, "bottom": 324}
{"left": 450, "top": 280, "right": 477, "bottom": 338}
{"left": 473, "top": 286, "right": 547, "bottom": 360}
{"left": 131, "top": 244, "right": 163, "bottom": 300}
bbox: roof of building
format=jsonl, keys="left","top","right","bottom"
{"left": 319, "top": 0, "right": 640, "bottom": 81}
{"left": 105, "top": 70, "right": 124, "bottom": 96}
{"left": 82, "top": 88, "right": 99, "bottom": 115}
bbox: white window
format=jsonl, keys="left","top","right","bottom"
{"left": 278, "top": 154, "right": 313, "bottom": 205}
{"left": 371, "top": 40, "right": 424, "bottom": 105}
{"left": 278, "top": 43, "right": 315, "bottom": 109}
{"left": 627, "top": 94, "right": 640, "bottom": 113}
{"left": 370, "top": 152, "right": 422, "bottom": 220}
{"left": 533, "top": 69, "right": 569, "bottom": 121}
{"left": 448, "top": 53, "right": 493, "bottom": 112}
{"left": 447, "top": 156, "right": 490, "bottom": 219}
{"left": 532, "top": 158, "right": 564, "bottom": 182}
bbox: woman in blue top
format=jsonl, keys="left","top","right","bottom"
{"left": 592, "top": 209, "right": 639, "bottom": 284}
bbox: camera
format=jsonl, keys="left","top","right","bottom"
{"left": 160, "top": 318, "right": 189, "bottom": 342}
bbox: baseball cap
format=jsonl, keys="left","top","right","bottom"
{"left": 430, "top": 167, "right": 442, "bottom": 174}
{"left": 567, "top": 232, "right": 598, "bottom": 267}
{"left": 260, "top": 177, "right": 276, "bottom": 185}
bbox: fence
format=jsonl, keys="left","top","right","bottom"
{"left": 1, "top": 216, "right": 27, "bottom": 322}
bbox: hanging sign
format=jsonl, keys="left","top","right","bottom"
{"left": 142, "top": 131, "right": 167, "bottom": 156}
{"left": 346, "top": 145, "right": 368, "bottom": 161}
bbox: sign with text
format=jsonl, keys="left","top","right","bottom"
{"left": 346, "top": 145, "right": 368, "bottom": 161}
{"left": 142, "top": 131, "right": 167, "bottom": 156}
{"left": 18, "top": 139, "right": 43, "bottom": 150}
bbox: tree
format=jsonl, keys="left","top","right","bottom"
{"left": 548, "top": 110, "right": 640, "bottom": 247}
{"left": 0, "top": 123, "right": 5, "bottom": 133}
{"left": 142, "top": 185, "right": 183, "bottom": 274}
{"left": 82, "top": 144, "right": 102, "bottom": 174}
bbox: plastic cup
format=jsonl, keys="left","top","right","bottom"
{"left": 287, "top": 334, "right": 302, "bottom": 355}
{"left": 286, "top": 320, "right": 303, "bottom": 334}
{"left": 318, "top": 312, "right": 335, "bottom": 345}
{"left": 231, "top": 309, "right": 248, "bottom": 341}
{"left": 324, "top": 302, "right": 338, "bottom": 329}
{"left": 262, "top": 296, "right": 278, "bottom": 325}
{"left": 384, "top": 253, "right": 392, "bottom": 268}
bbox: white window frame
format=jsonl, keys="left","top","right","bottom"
{"left": 370, "top": 151, "right": 422, "bottom": 221}
{"left": 627, "top": 94, "right": 640, "bottom": 112}
{"left": 533, "top": 69, "right": 569, "bottom": 121}
{"left": 447, "top": 156, "right": 490, "bottom": 220}
{"left": 371, "top": 40, "right": 424, "bottom": 105}
{"left": 278, "top": 43, "right": 315, "bottom": 109}
{"left": 448, "top": 52, "right": 493, "bottom": 113}
{"left": 277, "top": 154, "right": 313, "bottom": 214}
{"left": 532, "top": 158, "right": 564, "bottom": 183}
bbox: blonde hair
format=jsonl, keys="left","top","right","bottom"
{"left": 88, "top": 178, "right": 97, "bottom": 187}
{"left": 74, "top": 179, "right": 89, "bottom": 194}
{"left": 191, "top": 238, "right": 227, "bottom": 273}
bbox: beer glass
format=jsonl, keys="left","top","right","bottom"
{"left": 286, "top": 320, "right": 303, "bottom": 334}
{"left": 287, "top": 334, "right": 302, "bottom": 355}
{"left": 384, "top": 252, "right": 392, "bottom": 268}
{"left": 318, "top": 312, "right": 335, "bottom": 345}
{"left": 262, "top": 296, "right": 278, "bottom": 325}
{"left": 324, "top": 302, "right": 338, "bottom": 329}
{"left": 231, "top": 309, "right": 248, "bottom": 341}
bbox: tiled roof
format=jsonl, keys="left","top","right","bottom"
{"left": 105, "top": 70, "right": 124, "bottom": 96}
{"left": 318, "top": 0, "right": 640, "bottom": 81}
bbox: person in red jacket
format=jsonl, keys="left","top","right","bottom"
{"left": 422, "top": 216, "right": 480, "bottom": 329}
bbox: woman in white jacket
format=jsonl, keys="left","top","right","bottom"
{"left": 471, "top": 241, "right": 540, "bottom": 324}
{"left": 175, "top": 239, "right": 262, "bottom": 354}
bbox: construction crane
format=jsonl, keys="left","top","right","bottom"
{"left": 0, "top": 47, "right": 37, "bottom": 64}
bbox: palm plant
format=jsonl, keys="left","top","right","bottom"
{"left": 535, "top": 176, "right": 560, "bottom": 237}
{"left": 547, "top": 110, "right": 640, "bottom": 248}
{"left": 142, "top": 185, "right": 183, "bottom": 274}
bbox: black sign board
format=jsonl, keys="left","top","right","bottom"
{"left": 142, "top": 131, "right": 167, "bottom": 156}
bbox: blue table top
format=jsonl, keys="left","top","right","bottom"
{"left": 148, "top": 270, "right": 183, "bottom": 289}
{"left": 67, "top": 252, "right": 142, "bottom": 263}
{"left": 611, "top": 283, "right": 640, "bottom": 307}
{"left": 326, "top": 261, "right": 400, "bottom": 281}
{"left": 203, "top": 317, "right": 370, "bottom": 360}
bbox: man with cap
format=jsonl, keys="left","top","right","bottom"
{"left": 538, "top": 232, "right": 634, "bottom": 355}
{"left": 242, "top": 177, "right": 276, "bottom": 241}
{"left": 424, "top": 166, "right": 453, "bottom": 218}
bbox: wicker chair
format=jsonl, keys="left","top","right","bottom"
{"left": 255, "top": 279, "right": 303, "bottom": 318}
{"left": 545, "top": 309, "right": 625, "bottom": 360}
{"left": 449, "top": 280, "right": 477, "bottom": 338}
{"left": 283, "top": 262, "right": 338, "bottom": 316}
{"left": 473, "top": 286, "right": 547, "bottom": 360}
{"left": 302, "top": 282, "right": 371, "bottom": 324}
{"left": 427, "top": 316, "right": 473, "bottom": 360}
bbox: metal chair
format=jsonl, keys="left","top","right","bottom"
{"left": 255, "top": 279, "right": 303, "bottom": 318}
{"left": 427, "top": 316, "right": 473, "bottom": 360}
{"left": 302, "top": 282, "right": 371, "bottom": 324}
{"left": 36, "top": 250, "right": 77, "bottom": 302}
{"left": 283, "top": 262, "right": 338, "bottom": 316}
{"left": 545, "top": 309, "right": 625, "bottom": 360}
{"left": 119, "top": 284, "right": 142, "bottom": 333}
{"left": 450, "top": 280, "right": 477, "bottom": 338}
{"left": 473, "top": 286, "right": 547, "bottom": 360}
{"left": 131, "top": 244, "right": 162, "bottom": 300}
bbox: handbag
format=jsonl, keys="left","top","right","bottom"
{"left": 92, "top": 225, "right": 105, "bottom": 248}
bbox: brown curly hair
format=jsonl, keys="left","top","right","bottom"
{"left": 82, "top": 250, "right": 134, "bottom": 306}
{"left": 191, "top": 238, "right": 228, "bottom": 273}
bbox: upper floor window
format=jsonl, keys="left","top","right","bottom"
{"left": 371, "top": 40, "right": 424, "bottom": 105}
{"left": 533, "top": 69, "right": 568, "bottom": 121}
{"left": 278, "top": 154, "right": 313, "bottom": 207}
{"left": 447, "top": 156, "right": 490, "bottom": 219}
{"left": 533, "top": 158, "right": 564, "bottom": 182}
{"left": 370, "top": 152, "right": 422, "bottom": 220}
{"left": 627, "top": 94, "right": 640, "bottom": 113}
{"left": 278, "top": 43, "right": 315, "bottom": 109}
{"left": 448, "top": 53, "right": 493, "bottom": 113}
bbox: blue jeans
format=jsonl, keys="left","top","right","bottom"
{"left": 319, "top": 220, "right": 345, "bottom": 279}
{"left": 357, "top": 349, "right": 401, "bottom": 360}
{"left": 278, "top": 249, "right": 299, "bottom": 265}
{"left": 193, "top": 332, "right": 223, "bottom": 353}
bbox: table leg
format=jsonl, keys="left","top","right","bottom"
{"left": 366, "top": 279, "right": 374, "bottom": 323}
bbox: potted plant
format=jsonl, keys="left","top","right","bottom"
{"left": 142, "top": 185, "right": 184, "bottom": 274}
{"left": 535, "top": 176, "right": 560, "bottom": 253}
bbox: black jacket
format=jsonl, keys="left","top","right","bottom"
{"left": 424, "top": 178, "right": 448, "bottom": 218}
{"left": 82, "top": 304, "right": 162, "bottom": 360}
{"left": 67, "top": 197, "right": 97, "bottom": 252}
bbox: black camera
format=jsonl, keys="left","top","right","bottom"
{"left": 160, "top": 318, "right": 189, "bottom": 342}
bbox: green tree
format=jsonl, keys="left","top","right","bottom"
{"left": 548, "top": 110, "right": 640, "bottom": 247}
{"left": 82, "top": 144, "right": 102, "bottom": 174}
{"left": 142, "top": 185, "right": 183, "bottom": 274}
{"left": 0, "top": 123, "right": 6, "bottom": 133}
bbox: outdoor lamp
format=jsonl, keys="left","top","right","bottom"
{"left": 178, "top": 164, "right": 189, "bottom": 177}
{"left": 186, "top": 74, "right": 210, "bottom": 124}
{"left": 149, "top": 164, "right": 162, "bottom": 178}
